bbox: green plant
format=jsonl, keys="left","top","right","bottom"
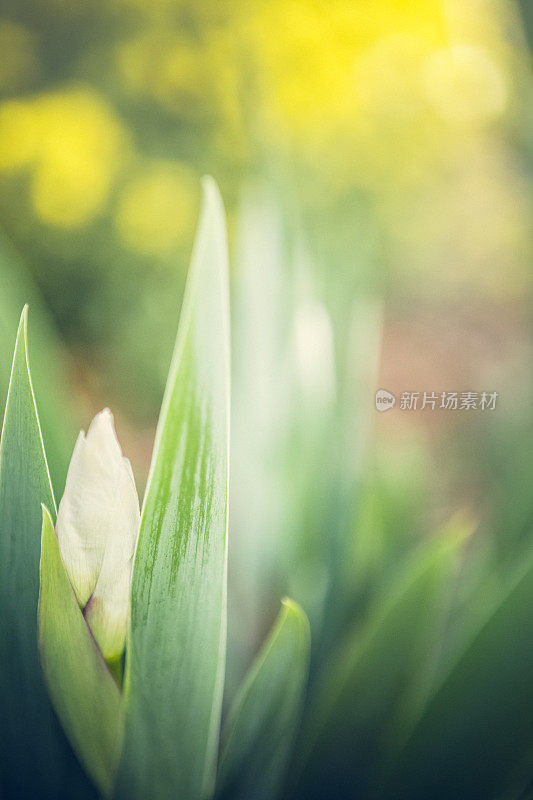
{"left": 0, "top": 178, "right": 309, "bottom": 799}
{"left": 3, "top": 177, "right": 533, "bottom": 800}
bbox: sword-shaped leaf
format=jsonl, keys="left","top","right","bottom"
{"left": 216, "top": 599, "right": 310, "bottom": 800}
{"left": 115, "top": 177, "right": 230, "bottom": 800}
{"left": 382, "top": 550, "right": 533, "bottom": 800}
{"left": 38, "top": 506, "right": 122, "bottom": 797}
{"left": 297, "top": 522, "right": 468, "bottom": 799}
{"left": 0, "top": 308, "right": 86, "bottom": 798}
{"left": 0, "top": 236, "right": 77, "bottom": 494}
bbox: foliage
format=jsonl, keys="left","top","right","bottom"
{"left": 1, "top": 177, "right": 533, "bottom": 800}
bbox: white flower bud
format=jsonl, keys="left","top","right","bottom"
{"left": 56, "top": 409, "right": 140, "bottom": 661}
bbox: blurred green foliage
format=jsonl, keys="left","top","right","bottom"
{"left": 1, "top": 0, "right": 531, "bottom": 418}
{"left": 1, "top": 2, "right": 533, "bottom": 796}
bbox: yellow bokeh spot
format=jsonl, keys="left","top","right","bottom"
{"left": 423, "top": 43, "right": 507, "bottom": 127}
{"left": 115, "top": 161, "right": 198, "bottom": 256}
{"left": 0, "top": 88, "right": 129, "bottom": 227}
{"left": 0, "top": 100, "right": 41, "bottom": 170}
{"left": 32, "top": 90, "right": 129, "bottom": 227}
{"left": 31, "top": 152, "right": 112, "bottom": 228}
{"left": 246, "top": 0, "right": 360, "bottom": 137}
{"left": 245, "top": 0, "right": 448, "bottom": 141}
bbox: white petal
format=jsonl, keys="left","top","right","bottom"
{"left": 84, "top": 457, "right": 139, "bottom": 660}
{"left": 56, "top": 409, "right": 140, "bottom": 658}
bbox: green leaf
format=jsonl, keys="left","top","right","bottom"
{"left": 216, "top": 599, "right": 310, "bottom": 800}
{"left": 38, "top": 502, "right": 123, "bottom": 790}
{"left": 115, "top": 176, "right": 230, "bottom": 800}
{"left": 38, "top": 506, "right": 122, "bottom": 796}
{"left": 0, "top": 235, "right": 78, "bottom": 494}
{"left": 297, "top": 523, "right": 468, "bottom": 799}
{"left": 0, "top": 308, "right": 90, "bottom": 798}
{"left": 381, "top": 549, "right": 533, "bottom": 800}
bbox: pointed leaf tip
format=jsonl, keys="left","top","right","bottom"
{"left": 12, "top": 305, "right": 29, "bottom": 368}
{"left": 115, "top": 180, "right": 230, "bottom": 800}
{"left": 14, "top": 304, "right": 30, "bottom": 353}
{"left": 200, "top": 174, "right": 221, "bottom": 199}
{"left": 0, "top": 310, "right": 60, "bottom": 795}
{"left": 217, "top": 600, "right": 310, "bottom": 800}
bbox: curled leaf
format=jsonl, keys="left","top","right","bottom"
{"left": 39, "top": 506, "right": 122, "bottom": 796}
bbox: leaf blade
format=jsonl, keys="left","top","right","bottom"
{"left": 216, "top": 599, "right": 310, "bottom": 800}
{"left": 38, "top": 506, "right": 122, "bottom": 797}
{"left": 115, "top": 176, "right": 230, "bottom": 800}
{"left": 0, "top": 236, "right": 78, "bottom": 494}
{"left": 0, "top": 307, "right": 68, "bottom": 797}
{"left": 382, "top": 552, "right": 533, "bottom": 800}
{"left": 297, "top": 525, "right": 467, "bottom": 799}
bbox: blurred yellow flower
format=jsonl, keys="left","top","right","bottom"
{"left": 0, "top": 100, "right": 41, "bottom": 171}
{"left": 245, "top": 0, "right": 448, "bottom": 141}
{"left": 244, "top": 0, "right": 360, "bottom": 139}
{"left": 115, "top": 161, "right": 198, "bottom": 256}
{"left": 34, "top": 90, "right": 129, "bottom": 227}
{"left": 0, "top": 88, "right": 129, "bottom": 227}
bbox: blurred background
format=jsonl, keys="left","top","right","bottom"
{"left": 1, "top": 0, "right": 533, "bottom": 701}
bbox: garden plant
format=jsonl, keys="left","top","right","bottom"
{"left": 2, "top": 179, "right": 533, "bottom": 800}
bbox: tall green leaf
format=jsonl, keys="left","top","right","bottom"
{"left": 0, "top": 308, "right": 83, "bottom": 798}
{"left": 216, "top": 599, "right": 310, "bottom": 800}
{"left": 297, "top": 524, "right": 467, "bottom": 799}
{"left": 115, "top": 177, "right": 230, "bottom": 800}
{"left": 39, "top": 506, "right": 122, "bottom": 797}
{"left": 381, "top": 549, "right": 533, "bottom": 800}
